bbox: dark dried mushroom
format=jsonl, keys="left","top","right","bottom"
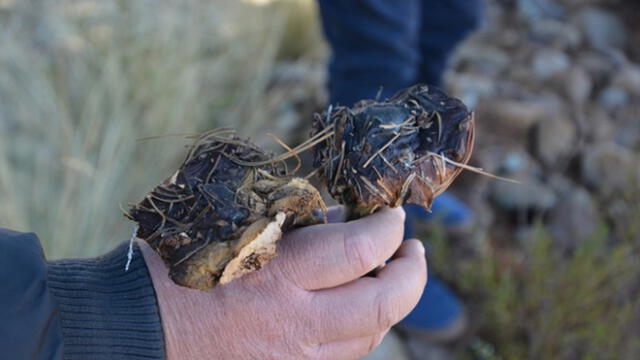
{"left": 127, "top": 130, "right": 326, "bottom": 290}
{"left": 311, "top": 84, "right": 475, "bottom": 218}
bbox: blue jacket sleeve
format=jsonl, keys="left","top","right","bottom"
{"left": 0, "top": 229, "right": 165, "bottom": 360}
{"left": 0, "top": 229, "right": 63, "bottom": 359}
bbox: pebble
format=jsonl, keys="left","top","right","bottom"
{"left": 490, "top": 179, "right": 557, "bottom": 212}
{"left": 578, "top": 52, "right": 617, "bottom": 81}
{"left": 482, "top": 99, "right": 548, "bottom": 137}
{"left": 530, "top": 19, "right": 582, "bottom": 49}
{"left": 405, "top": 336, "right": 453, "bottom": 360}
{"left": 576, "top": 7, "right": 628, "bottom": 50}
{"left": 613, "top": 65, "right": 640, "bottom": 97}
{"left": 615, "top": 115, "right": 640, "bottom": 149}
{"left": 361, "top": 330, "right": 410, "bottom": 360}
{"left": 532, "top": 49, "right": 571, "bottom": 79}
{"left": 581, "top": 142, "right": 638, "bottom": 196}
{"left": 454, "top": 45, "right": 510, "bottom": 77}
{"left": 548, "top": 183, "right": 600, "bottom": 251}
{"left": 501, "top": 152, "right": 528, "bottom": 175}
{"left": 448, "top": 74, "right": 496, "bottom": 109}
{"left": 517, "top": 0, "right": 565, "bottom": 20}
{"left": 534, "top": 116, "right": 576, "bottom": 167}
{"left": 489, "top": 149, "right": 556, "bottom": 212}
{"left": 598, "top": 86, "right": 630, "bottom": 108}
{"left": 585, "top": 106, "right": 615, "bottom": 142}
{"left": 563, "top": 67, "right": 592, "bottom": 105}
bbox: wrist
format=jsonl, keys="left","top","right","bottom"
{"left": 139, "top": 240, "right": 228, "bottom": 360}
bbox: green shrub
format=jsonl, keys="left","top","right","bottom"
{"left": 429, "top": 224, "right": 640, "bottom": 359}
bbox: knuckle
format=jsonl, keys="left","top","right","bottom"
{"left": 374, "top": 292, "right": 396, "bottom": 331}
{"left": 365, "top": 333, "right": 384, "bottom": 356}
{"left": 388, "top": 206, "right": 406, "bottom": 226}
{"left": 342, "top": 231, "right": 376, "bottom": 275}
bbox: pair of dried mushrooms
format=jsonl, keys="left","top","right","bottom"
{"left": 127, "top": 85, "right": 475, "bottom": 290}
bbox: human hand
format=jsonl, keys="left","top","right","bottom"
{"left": 140, "top": 206, "right": 427, "bottom": 360}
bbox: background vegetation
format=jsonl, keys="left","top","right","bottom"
{"left": 0, "top": 0, "right": 323, "bottom": 257}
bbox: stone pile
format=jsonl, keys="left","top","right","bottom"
{"left": 446, "top": 0, "right": 639, "bottom": 250}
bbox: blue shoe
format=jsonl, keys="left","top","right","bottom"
{"left": 398, "top": 192, "right": 471, "bottom": 342}
{"left": 403, "top": 192, "right": 474, "bottom": 239}
{"left": 397, "top": 271, "right": 467, "bottom": 342}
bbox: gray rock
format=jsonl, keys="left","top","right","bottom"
{"left": 490, "top": 149, "right": 556, "bottom": 211}
{"left": 361, "top": 330, "right": 410, "bottom": 360}
{"left": 581, "top": 142, "right": 639, "bottom": 196}
{"left": 577, "top": 7, "right": 628, "bottom": 50}
{"left": 501, "top": 152, "right": 529, "bottom": 175}
{"left": 548, "top": 184, "right": 600, "bottom": 251}
{"left": 482, "top": 99, "right": 549, "bottom": 137}
{"left": 448, "top": 74, "right": 496, "bottom": 110}
{"left": 598, "top": 86, "right": 630, "bottom": 108}
{"left": 404, "top": 336, "right": 453, "bottom": 360}
{"left": 564, "top": 67, "right": 592, "bottom": 105}
{"left": 454, "top": 44, "right": 510, "bottom": 77}
{"left": 578, "top": 51, "right": 617, "bottom": 80}
{"left": 492, "top": 148, "right": 543, "bottom": 178}
{"left": 517, "top": 0, "right": 565, "bottom": 20}
{"left": 615, "top": 116, "right": 640, "bottom": 149}
{"left": 585, "top": 106, "right": 615, "bottom": 142}
{"left": 534, "top": 116, "right": 576, "bottom": 167}
{"left": 613, "top": 65, "right": 640, "bottom": 97}
{"left": 479, "top": 96, "right": 563, "bottom": 139}
{"left": 532, "top": 49, "right": 571, "bottom": 79}
{"left": 531, "top": 19, "right": 582, "bottom": 49}
{"left": 490, "top": 179, "right": 557, "bottom": 212}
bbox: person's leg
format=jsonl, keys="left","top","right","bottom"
{"left": 317, "top": 0, "right": 421, "bottom": 106}
{"left": 317, "top": 0, "right": 480, "bottom": 341}
{"left": 418, "top": 0, "right": 484, "bottom": 85}
{"left": 397, "top": 0, "right": 484, "bottom": 341}
{"left": 404, "top": 0, "right": 484, "bottom": 231}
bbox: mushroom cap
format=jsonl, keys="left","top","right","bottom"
{"left": 128, "top": 131, "right": 326, "bottom": 290}
{"left": 312, "top": 84, "right": 475, "bottom": 215}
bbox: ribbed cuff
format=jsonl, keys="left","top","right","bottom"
{"left": 47, "top": 242, "right": 165, "bottom": 360}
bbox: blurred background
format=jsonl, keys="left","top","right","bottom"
{"left": 0, "top": 0, "right": 638, "bottom": 358}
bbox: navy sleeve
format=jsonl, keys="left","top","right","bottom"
{"left": 0, "top": 229, "right": 63, "bottom": 360}
{"left": 0, "top": 229, "right": 166, "bottom": 360}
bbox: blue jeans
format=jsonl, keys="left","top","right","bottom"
{"left": 318, "top": 0, "right": 483, "bottom": 330}
{"left": 318, "top": 0, "right": 483, "bottom": 104}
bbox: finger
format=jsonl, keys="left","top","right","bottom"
{"left": 326, "top": 205, "right": 346, "bottom": 223}
{"left": 312, "top": 240, "right": 427, "bottom": 342}
{"left": 315, "top": 330, "right": 388, "bottom": 360}
{"left": 275, "top": 207, "right": 405, "bottom": 290}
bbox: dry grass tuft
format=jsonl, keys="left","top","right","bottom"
{"left": 0, "top": 0, "right": 318, "bottom": 258}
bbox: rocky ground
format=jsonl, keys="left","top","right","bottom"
{"left": 414, "top": 1, "right": 639, "bottom": 358}
{"left": 448, "top": 0, "right": 639, "bottom": 252}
